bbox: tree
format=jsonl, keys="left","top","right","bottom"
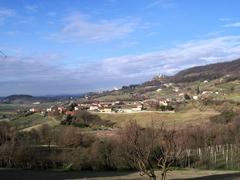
{"left": 38, "top": 124, "right": 53, "bottom": 151}
{"left": 119, "top": 121, "right": 184, "bottom": 180}
{"left": 119, "top": 121, "right": 158, "bottom": 180}
{"left": 154, "top": 128, "right": 183, "bottom": 180}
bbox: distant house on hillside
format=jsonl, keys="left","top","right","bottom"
{"left": 100, "top": 107, "right": 112, "bottom": 113}
{"left": 29, "top": 108, "right": 40, "bottom": 113}
{"left": 33, "top": 102, "right": 40, "bottom": 105}
{"left": 193, "top": 96, "right": 199, "bottom": 100}
{"left": 202, "top": 91, "right": 213, "bottom": 95}
{"left": 58, "top": 107, "right": 66, "bottom": 114}
{"left": 74, "top": 106, "right": 79, "bottom": 111}
{"left": 89, "top": 105, "right": 99, "bottom": 111}
{"left": 131, "top": 104, "right": 143, "bottom": 111}
{"left": 46, "top": 108, "right": 52, "bottom": 112}
{"left": 65, "top": 111, "right": 77, "bottom": 116}
{"left": 159, "top": 100, "right": 168, "bottom": 106}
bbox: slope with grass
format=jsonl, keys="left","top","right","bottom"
{"left": 9, "top": 113, "right": 60, "bottom": 130}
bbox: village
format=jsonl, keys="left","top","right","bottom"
{"left": 26, "top": 79, "right": 223, "bottom": 117}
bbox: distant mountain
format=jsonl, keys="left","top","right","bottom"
{"left": 1, "top": 94, "right": 86, "bottom": 104}
{"left": 1, "top": 95, "right": 37, "bottom": 104}
{"left": 169, "top": 58, "right": 240, "bottom": 83}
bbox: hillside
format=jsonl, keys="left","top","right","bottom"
{"left": 169, "top": 58, "right": 240, "bottom": 83}
{"left": 86, "top": 58, "right": 240, "bottom": 101}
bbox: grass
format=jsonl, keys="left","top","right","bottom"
{"left": 94, "top": 94, "right": 131, "bottom": 101}
{"left": 9, "top": 113, "right": 60, "bottom": 131}
{"left": 0, "top": 104, "right": 27, "bottom": 112}
{"left": 223, "top": 93, "right": 240, "bottom": 101}
{"left": 94, "top": 108, "right": 219, "bottom": 128}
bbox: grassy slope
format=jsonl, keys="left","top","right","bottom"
{"left": 9, "top": 113, "right": 60, "bottom": 131}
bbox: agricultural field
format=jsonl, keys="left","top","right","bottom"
{"left": 94, "top": 108, "right": 219, "bottom": 128}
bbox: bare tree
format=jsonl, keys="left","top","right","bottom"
{"left": 119, "top": 121, "right": 158, "bottom": 180}
{"left": 154, "top": 127, "right": 184, "bottom": 180}
{"left": 119, "top": 121, "right": 184, "bottom": 180}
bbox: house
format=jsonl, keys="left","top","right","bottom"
{"left": 178, "top": 93, "right": 185, "bottom": 97}
{"left": 193, "top": 96, "right": 199, "bottom": 100}
{"left": 202, "top": 91, "right": 213, "bottom": 95}
{"left": 131, "top": 104, "right": 143, "bottom": 111}
{"left": 65, "top": 111, "right": 76, "bottom": 116}
{"left": 33, "top": 102, "right": 40, "bottom": 105}
{"left": 29, "top": 108, "right": 40, "bottom": 112}
{"left": 100, "top": 108, "right": 112, "bottom": 113}
{"left": 46, "top": 108, "right": 52, "bottom": 112}
{"left": 173, "top": 87, "right": 179, "bottom": 92}
{"left": 164, "top": 83, "right": 171, "bottom": 88}
{"left": 156, "top": 88, "right": 162, "bottom": 92}
{"left": 159, "top": 100, "right": 168, "bottom": 106}
{"left": 58, "top": 107, "right": 65, "bottom": 114}
{"left": 89, "top": 105, "right": 99, "bottom": 111}
{"left": 74, "top": 106, "right": 79, "bottom": 111}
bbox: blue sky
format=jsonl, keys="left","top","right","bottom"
{"left": 1, "top": 0, "right": 240, "bottom": 96}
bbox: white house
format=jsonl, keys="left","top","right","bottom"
{"left": 193, "top": 96, "right": 199, "bottom": 100}
{"left": 132, "top": 105, "right": 143, "bottom": 111}
{"left": 89, "top": 105, "right": 99, "bottom": 111}
{"left": 46, "top": 108, "right": 52, "bottom": 112}
{"left": 33, "top": 102, "right": 40, "bottom": 105}
{"left": 74, "top": 106, "right": 79, "bottom": 111}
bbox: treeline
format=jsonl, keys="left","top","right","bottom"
{"left": 1, "top": 110, "right": 240, "bottom": 179}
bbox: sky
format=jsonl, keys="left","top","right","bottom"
{"left": 1, "top": 0, "right": 240, "bottom": 96}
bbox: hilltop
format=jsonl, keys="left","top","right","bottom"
{"left": 169, "top": 58, "right": 240, "bottom": 83}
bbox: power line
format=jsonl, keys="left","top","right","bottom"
{"left": 0, "top": 50, "right": 7, "bottom": 58}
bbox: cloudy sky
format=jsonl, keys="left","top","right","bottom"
{"left": 1, "top": 0, "right": 240, "bottom": 96}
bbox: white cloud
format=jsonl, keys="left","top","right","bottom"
{"left": 1, "top": 35, "right": 240, "bottom": 95}
{"left": 51, "top": 12, "right": 140, "bottom": 42}
{"left": 97, "top": 36, "right": 240, "bottom": 79}
{"left": 25, "top": 5, "right": 38, "bottom": 12}
{"left": 223, "top": 22, "right": 240, "bottom": 28}
{"left": 146, "top": 0, "right": 174, "bottom": 9}
{"left": 0, "top": 7, "right": 15, "bottom": 23}
{"left": 219, "top": 18, "right": 232, "bottom": 22}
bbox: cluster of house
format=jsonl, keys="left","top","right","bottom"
{"left": 28, "top": 101, "right": 145, "bottom": 115}
{"left": 29, "top": 79, "right": 226, "bottom": 115}
{"left": 83, "top": 101, "right": 144, "bottom": 113}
